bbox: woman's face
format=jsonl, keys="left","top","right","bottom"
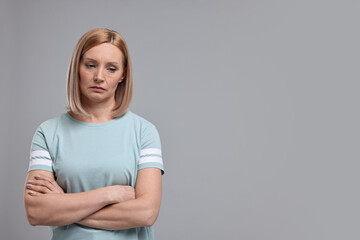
{"left": 78, "top": 43, "right": 124, "bottom": 106}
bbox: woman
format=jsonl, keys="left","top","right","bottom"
{"left": 24, "top": 28, "right": 164, "bottom": 240}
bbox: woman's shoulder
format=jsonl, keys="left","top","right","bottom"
{"left": 36, "top": 113, "right": 68, "bottom": 131}
{"left": 126, "top": 110, "right": 157, "bottom": 128}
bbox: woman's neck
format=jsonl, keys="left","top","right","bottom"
{"left": 72, "top": 100, "right": 116, "bottom": 123}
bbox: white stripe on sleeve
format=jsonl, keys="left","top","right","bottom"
{"left": 138, "top": 156, "right": 163, "bottom": 165}
{"left": 140, "top": 148, "right": 162, "bottom": 156}
{"left": 30, "top": 150, "right": 51, "bottom": 159}
{"left": 29, "top": 158, "right": 52, "bottom": 168}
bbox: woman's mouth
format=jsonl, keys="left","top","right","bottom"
{"left": 90, "top": 86, "right": 105, "bottom": 92}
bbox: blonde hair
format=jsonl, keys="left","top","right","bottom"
{"left": 66, "top": 28, "right": 133, "bottom": 118}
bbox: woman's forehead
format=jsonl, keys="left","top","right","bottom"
{"left": 83, "top": 43, "right": 123, "bottom": 63}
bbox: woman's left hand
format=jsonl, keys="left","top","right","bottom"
{"left": 26, "top": 174, "right": 64, "bottom": 196}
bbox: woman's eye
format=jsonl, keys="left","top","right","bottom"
{"left": 86, "top": 64, "right": 95, "bottom": 68}
{"left": 108, "top": 67, "right": 117, "bottom": 72}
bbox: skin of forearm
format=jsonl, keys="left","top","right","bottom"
{"left": 25, "top": 187, "right": 117, "bottom": 226}
{"left": 77, "top": 196, "right": 160, "bottom": 230}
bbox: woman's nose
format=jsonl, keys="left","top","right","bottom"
{"left": 94, "top": 67, "right": 105, "bottom": 82}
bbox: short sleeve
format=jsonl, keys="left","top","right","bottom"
{"left": 28, "top": 126, "right": 54, "bottom": 173}
{"left": 138, "top": 124, "right": 164, "bottom": 175}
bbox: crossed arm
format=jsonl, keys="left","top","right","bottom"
{"left": 23, "top": 168, "right": 162, "bottom": 230}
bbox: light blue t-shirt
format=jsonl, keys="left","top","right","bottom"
{"left": 28, "top": 110, "right": 164, "bottom": 240}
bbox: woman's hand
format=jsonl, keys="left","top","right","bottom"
{"left": 26, "top": 174, "right": 64, "bottom": 196}
{"left": 107, "top": 185, "right": 135, "bottom": 203}
{"left": 26, "top": 175, "right": 135, "bottom": 203}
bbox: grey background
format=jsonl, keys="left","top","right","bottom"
{"left": 1, "top": 0, "right": 359, "bottom": 239}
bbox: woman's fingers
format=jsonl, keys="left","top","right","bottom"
{"left": 26, "top": 175, "right": 64, "bottom": 194}
{"left": 112, "top": 185, "right": 135, "bottom": 202}
{"left": 26, "top": 183, "right": 51, "bottom": 194}
{"left": 35, "top": 175, "right": 64, "bottom": 193}
{"left": 27, "top": 190, "right": 42, "bottom": 196}
{"left": 34, "top": 175, "right": 64, "bottom": 193}
{"left": 27, "top": 179, "right": 56, "bottom": 192}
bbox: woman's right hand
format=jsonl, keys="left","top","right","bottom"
{"left": 106, "top": 185, "right": 135, "bottom": 203}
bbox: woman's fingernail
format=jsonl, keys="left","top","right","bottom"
{"left": 26, "top": 184, "right": 32, "bottom": 188}
{"left": 34, "top": 175, "right": 40, "bottom": 179}
{"left": 27, "top": 180, "right": 34, "bottom": 183}
{"left": 28, "top": 190, "right": 34, "bottom": 195}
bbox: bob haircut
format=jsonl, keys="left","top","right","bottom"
{"left": 66, "top": 28, "right": 133, "bottom": 118}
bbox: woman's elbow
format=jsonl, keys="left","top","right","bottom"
{"left": 24, "top": 197, "right": 43, "bottom": 226}
{"left": 26, "top": 207, "right": 53, "bottom": 226}
{"left": 143, "top": 208, "right": 160, "bottom": 227}
{"left": 25, "top": 207, "right": 40, "bottom": 226}
{"left": 27, "top": 217, "right": 38, "bottom": 226}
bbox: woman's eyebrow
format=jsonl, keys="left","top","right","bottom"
{"left": 108, "top": 62, "right": 120, "bottom": 65}
{"left": 84, "top": 57, "right": 120, "bottom": 65}
{"left": 84, "top": 57, "right": 96, "bottom": 62}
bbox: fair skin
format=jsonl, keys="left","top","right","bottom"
{"left": 77, "top": 42, "right": 125, "bottom": 122}
{"left": 24, "top": 43, "right": 162, "bottom": 230}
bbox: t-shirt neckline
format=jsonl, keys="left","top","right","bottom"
{"left": 64, "top": 111, "right": 127, "bottom": 127}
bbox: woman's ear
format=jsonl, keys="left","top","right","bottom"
{"left": 119, "top": 74, "right": 125, "bottom": 83}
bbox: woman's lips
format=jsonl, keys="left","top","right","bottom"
{"left": 90, "top": 86, "right": 105, "bottom": 92}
